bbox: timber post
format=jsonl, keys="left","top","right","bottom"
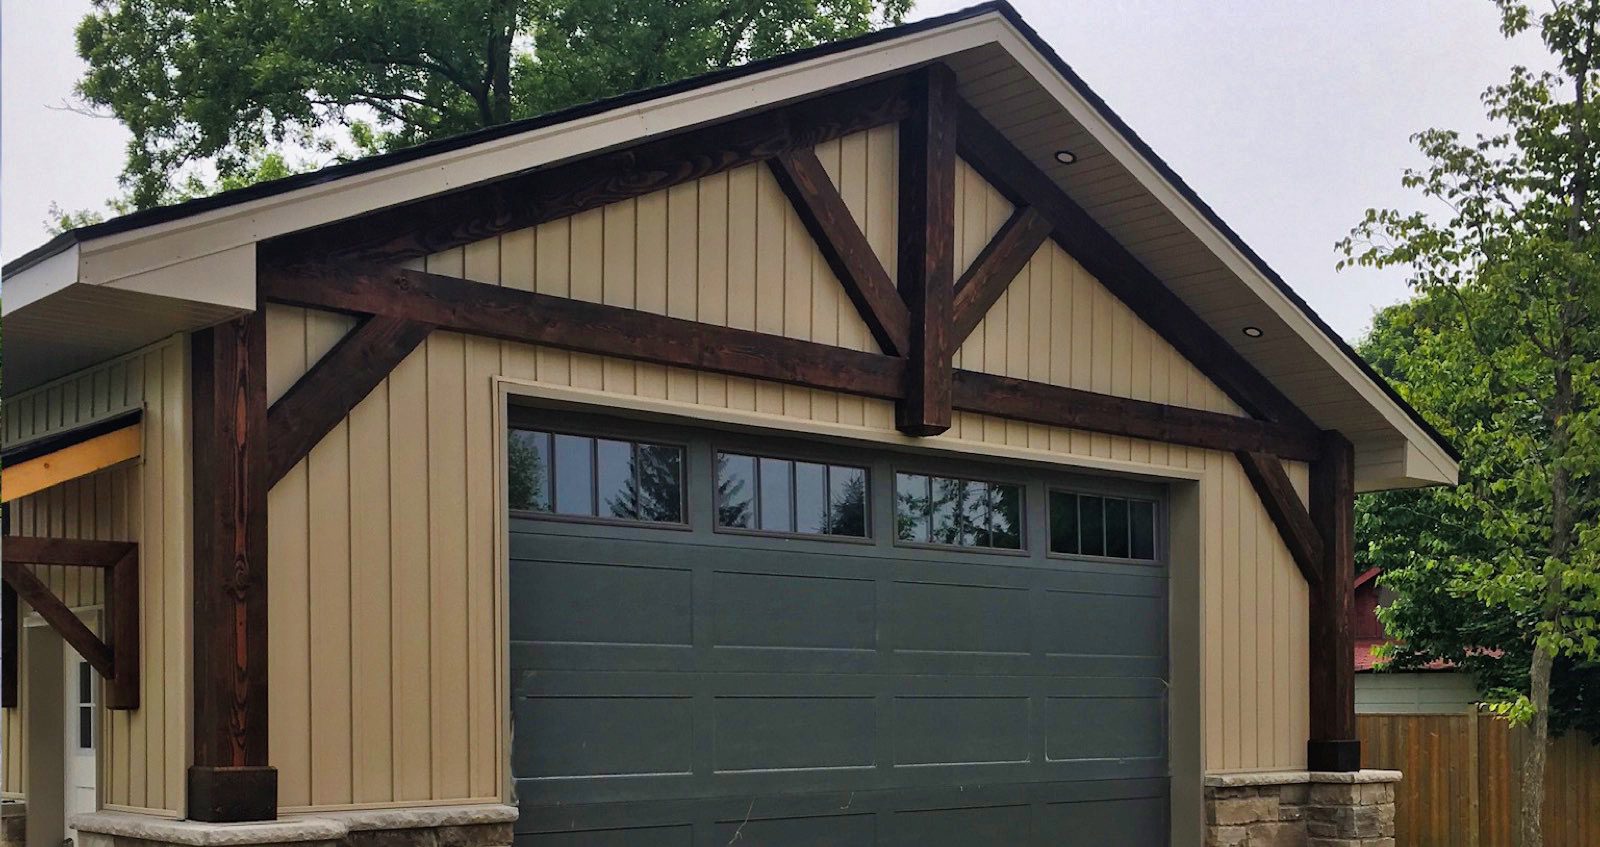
{"left": 189, "top": 312, "right": 277, "bottom": 820}
{"left": 1308, "top": 430, "right": 1359, "bottom": 771}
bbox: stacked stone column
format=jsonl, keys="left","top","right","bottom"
{"left": 1204, "top": 770, "right": 1399, "bottom": 847}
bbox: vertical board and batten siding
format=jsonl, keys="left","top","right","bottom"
{"left": 0, "top": 337, "right": 189, "bottom": 815}
{"left": 263, "top": 127, "right": 1312, "bottom": 810}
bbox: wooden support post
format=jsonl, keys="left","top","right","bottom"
{"left": 2, "top": 581, "right": 16, "bottom": 709}
{"left": 189, "top": 313, "right": 276, "bottom": 821}
{"left": 1308, "top": 430, "right": 1359, "bottom": 771}
{"left": 896, "top": 63, "right": 958, "bottom": 436}
{"left": 105, "top": 547, "right": 140, "bottom": 710}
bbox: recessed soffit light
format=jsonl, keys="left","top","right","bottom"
{"left": 1054, "top": 150, "right": 1077, "bottom": 165}
{"left": 1242, "top": 326, "right": 1264, "bottom": 338}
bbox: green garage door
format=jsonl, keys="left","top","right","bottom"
{"left": 507, "top": 412, "right": 1169, "bottom": 846}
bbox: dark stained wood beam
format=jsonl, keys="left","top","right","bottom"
{"left": 895, "top": 64, "right": 959, "bottom": 436}
{"left": 266, "top": 314, "right": 434, "bottom": 487}
{"left": 2, "top": 536, "right": 135, "bottom": 569}
{"left": 259, "top": 264, "right": 907, "bottom": 400}
{"left": 2, "top": 562, "right": 113, "bottom": 678}
{"left": 262, "top": 75, "right": 915, "bottom": 267}
{"left": 768, "top": 149, "right": 910, "bottom": 355}
{"left": 1235, "top": 450, "right": 1324, "bottom": 586}
{"left": 955, "top": 101, "right": 1317, "bottom": 431}
{"left": 951, "top": 206, "right": 1053, "bottom": 346}
{"left": 190, "top": 313, "right": 276, "bottom": 821}
{"left": 2, "top": 581, "right": 16, "bottom": 709}
{"left": 0, "top": 537, "right": 140, "bottom": 710}
{"left": 951, "top": 370, "right": 1322, "bottom": 461}
{"left": 1308, "top": 431, "right": 1359, "bottom": 771}
{"left": 106, "top": 546, "right": 140, "bottom": 710}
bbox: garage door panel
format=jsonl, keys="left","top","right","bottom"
{"left": 514, "top": 779, "right": 1169, "bottom": 843}
{"left": 507, "top": 421, "right": 1169, "bottom": 844}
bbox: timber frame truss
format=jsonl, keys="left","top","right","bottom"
{"left": 187, "top": 62, "right": 1361, "bottom": 820}
{"left": 1, "top": 536, "right": 140, "bottom": 710}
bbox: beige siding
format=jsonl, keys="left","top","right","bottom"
{"left": 260, "top": 130, "right": 1313, "bottom": 808}
{"left": 1, "top": 337, "right": 189, "bottom": 814}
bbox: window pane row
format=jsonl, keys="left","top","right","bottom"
{"left": 1049, "top": 491, "right": 1156, "bottom": 560}
{"left": 717, "top": 453, "right": 867, "bottom": 537}
{"left": 509, "top": 430, "right": 684, "bottom": 523}
{"left": 894, "top": 473, "right": 1023, "bottom": 550}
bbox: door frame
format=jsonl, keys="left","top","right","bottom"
{"left": 21, "top": 605, "right": 101, "bottom": 847}
{"left": 492, "top": 376, "right": 1207, "bottom": 846}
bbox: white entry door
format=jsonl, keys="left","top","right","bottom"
{"left": 62, "top": 654, "right": 95, "bottom": 843}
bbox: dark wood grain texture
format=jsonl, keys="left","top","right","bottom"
{"left": 263, "top": 76, "right": 914, "bottom": 267}
{"left": 951, "top": 370, "right": 1322, "bottom": 460}
{"left": 266, "top": 314, "right": 434, "bottom": 487}
{"left": 951, "top": 206, "right": 1053, "bottom": 346}
{"left": 106, "top": 546, "right": 140, "bottom": 710}
{"left": 768, "top": 149, "right": 909, "bottom": 355}
{"left": 1309, "top": 430, "right": 1359, "bottom": 770}
{"left": 2, "top": 562, "right": 113, "bottom": 677}
{"left": 956, "top": 101, "right": 1317, "bottom": 431}
{"left": 259, "top": 264, "right": 907, "bottom": 399}
{"left": 895, "top": 64, "right": 959, "bottom": 435}
{"left": 190, "top": 313, "right": 276, "bottom": 819}
{"left": 1, "top": 536, "right": 135, "bottom": 569}
{"left": 1235, "top": 450, "right": 1324, "bottom": 587}
{"left": 2, "top": 581, "right": 16, "bottom": 709}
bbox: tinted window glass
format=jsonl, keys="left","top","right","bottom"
{"left": 507, "top": 430, "right": 551, "bottom": 511}
{"left": 828, "top": 466, "right": 868, "bottom": 538}
{"left": 717, "top": 453, "right": 756, "bottom": 529}
{"left": 897, "top": 472, "right": 1023, "bottom": 550}
{"left": 1079, "top": 495, "right": 1105, "bottom": 556}
{"left": 758, "top": 458, "right": 794, "bottom": 532}
{"left": 1130, "top": 499, "right": 1156, "bottom": 560}
{"left": 1049, "top": 491, "right": 1158, "bottom": 561}
{"left": 511, "top": 429, "right": 684, "bottom": 525}
{"left": 1104, "top": 497, "right": 1130, "bottom": 558}
{"left": 1049, "top": 491, "right": 1079, "bottom": 554}
{"left": 553, "top": 434, "right": 593, "bottom": 515}
{"left": 596, "top": 438, "right": 635, "bottom": 519}
{"left": 718, "top": 453, "right": 869, "bottom": 538}
{"left": 896, "top": 473, "right": 931, "bottom": 542}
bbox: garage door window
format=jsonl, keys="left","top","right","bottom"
{"left": 508, "top": 428, "right": 685, "bottom": 524}
{"left": 1049, "top": 491, "right": 1156, "bottom": 560}
{"left": 715, "top": 452, "right": 868, "bottom": 537}
{"left": 894, "top": 473, "right": 1023, "bottom": 550}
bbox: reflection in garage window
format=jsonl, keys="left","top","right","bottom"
{"left": 508, "top": 429, "right": 684, "bottom": 524}
{"left": 894, "top": 474, "right": 1022, "bottom": 550}
{"left": 1049, "top": 491, "right": 1156, "bottom": 560}
{"left": 716, "top": 453, "right": 867, "bottom": 537}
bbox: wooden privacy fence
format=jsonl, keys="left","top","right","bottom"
{"left": 1358, "top": 713, "right": 1600, "bottom": 847}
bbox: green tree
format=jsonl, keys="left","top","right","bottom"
{"left": 72, "top": 0, "right": 912, "bottom": 210}
{"left": 1340, "top": 3, "right": 1600, "bottom": 842}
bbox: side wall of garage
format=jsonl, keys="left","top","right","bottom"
{"left": 1, "top": 335, "right": 191, "bottom": 817}
{"left": 261, "top": 129, "right": 1313, "bottom": 812}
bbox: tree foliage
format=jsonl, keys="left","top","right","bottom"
{"left": 73, "top": 0, "right": 912, "bottom": 210}
{"left": 1340, "top": 2, "right": 1600, "bottom": 841}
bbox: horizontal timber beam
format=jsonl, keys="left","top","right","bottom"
{"left": 1, "top": 539, "right": 142, "bottom": 709}
{"left": 955, "top": 101, "right": 1317, "bottom": 431}
{"left": 768, "top": 149, "right": 909, "bottom": 355}
{"left": 1235, "top": 450, "right": 1323, "bottom": 586}
{"left": 2, "top": 421, "right": 142, "bottom": 504}
{"left": 267, "top": 314, "right": 434, "bottom": 487}
{"left": 259, "top": 264, "right": 907, "bottom": 400}
{"left": 951, "top": 370, "right": 1322, "bottom": 461}
{"left": 262, "top": 75, "right": 915, "bottom": 267}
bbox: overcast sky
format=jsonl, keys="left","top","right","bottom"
{"left": 1, "top": 1, "right": 1552, "bottom": 339}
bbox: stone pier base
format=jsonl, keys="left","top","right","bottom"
{"left": 73, "top": 805, "right": 516, "bottom": 847}
{"left": 1205, "top": 770, "right": 1400, "bottom": 847}
{"left": 1, "top": 803, "right": 25, "bottom": 847}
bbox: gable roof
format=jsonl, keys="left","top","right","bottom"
{"left": 1, "top": 1, "right": 1457, "bottom": 490}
